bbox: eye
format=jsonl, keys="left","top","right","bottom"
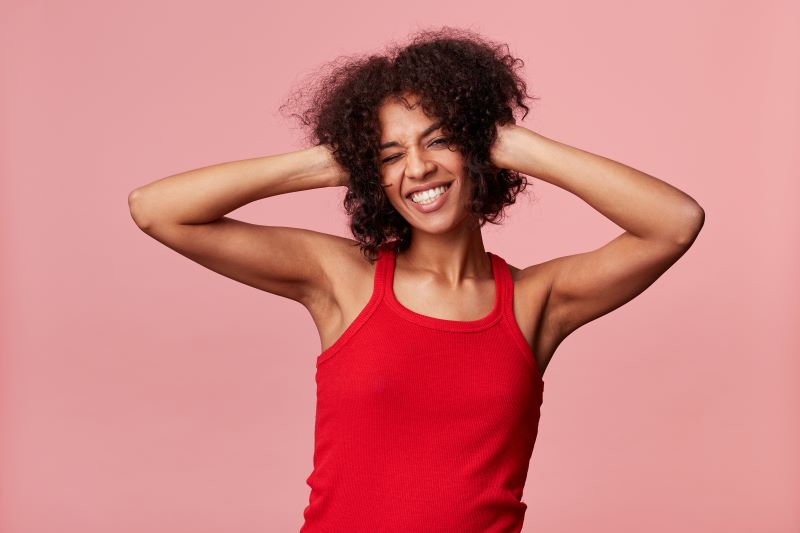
{"left": 380, "top": 137, "right": 449, "bottom": 164}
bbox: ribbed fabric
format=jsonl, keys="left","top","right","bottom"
{"left": 300, "top": 243, "right": 545, "bottom": 533}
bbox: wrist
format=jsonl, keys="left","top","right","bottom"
{"left": 307, "top": 144, "right": 348, "bottom": 187}
{"left": 500, "top": 125, "right": 544, "bottom": 176}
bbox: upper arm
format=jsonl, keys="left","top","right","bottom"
{"left": 132, "top": 214, "right": 359, "bottom": 307}
{"left": 545, "top": 228, "right": 702, "bottom": 339}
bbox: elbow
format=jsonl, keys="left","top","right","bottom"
{"left": 672, "top": 202, "right": 705, "bottom": 247}
{"left": 128, "top": 188, "right": 153, "bottom": 231}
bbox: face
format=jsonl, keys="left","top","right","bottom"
{"left": 377, "top": 93, "right": 476, "bottom": 234}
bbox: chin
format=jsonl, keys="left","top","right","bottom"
{"left": 406, "top": 209, "right": 473, "bottom": 235}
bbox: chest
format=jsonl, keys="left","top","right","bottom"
{"left": 310, "top": 259, "right": 552, "bottom": 377}
{"left": 315, "top": 316, "right": 541, "bottom": 426}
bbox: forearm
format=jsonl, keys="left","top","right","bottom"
{"left": 128, "top": 144, "right": 344, "bottom": 227}
{"left": 499, "top": 126, "right": 704, "bottom": 243}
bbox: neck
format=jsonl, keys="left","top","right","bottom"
{"left": 398, "top": 220, "right": 490, "bottom": 283}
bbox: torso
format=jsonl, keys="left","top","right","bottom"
{"left": 304, "top": 244, "right": 561, "bottom": 377}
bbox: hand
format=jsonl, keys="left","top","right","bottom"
{"left": 489, "top": 121, "right": 521, "bottom": 171}
{"left": 313, "top": 144, "right": 350, "bottom": 187}
{"left": 330, "top": 157, "right": 351, "bottom": 188}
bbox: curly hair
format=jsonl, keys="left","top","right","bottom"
{"left": 279, "top": 26, "right": 540, "bottom": 262}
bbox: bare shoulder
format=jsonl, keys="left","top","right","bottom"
{"left": 504, "top": 258, "right": 563, "bottom": 377}
{"left": 303, "top": 236, "right": 378, "bottom": 354}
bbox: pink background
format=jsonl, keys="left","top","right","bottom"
{"left": 2, "top": 1, "right": 798, "bottom": 532}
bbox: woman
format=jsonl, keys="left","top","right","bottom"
{"left": 128, "top": 27, "right": 704, "bottom": 533}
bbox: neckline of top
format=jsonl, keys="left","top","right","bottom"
{"left": 381, "top": 246, "right": 505, "bottom": 332}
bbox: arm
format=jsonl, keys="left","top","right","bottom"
{"left": 491, "top": 124, "right": 705, "bottom": 339}
{"left": 128, "top": 145, "right": 352, "bottom": 306}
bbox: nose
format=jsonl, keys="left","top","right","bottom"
{"left": 403, "top": 147, "right": 435, "bottom": 181}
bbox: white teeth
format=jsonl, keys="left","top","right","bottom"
{"left": 411, "top": 184, "right": 450, "bottom": 204}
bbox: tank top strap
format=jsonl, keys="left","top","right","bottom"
{"left": 378, "top": 245, "right": 393, "bottom": 298}
{"left": 374, "top": 245, "right": 391, "bottom": 295}
{"left": 488, "top": 251, "right": 514, "bottom": 324}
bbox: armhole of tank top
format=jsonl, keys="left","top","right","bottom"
{"left": 497, "top": 255, "right": 545, "bottom": 385}
{"left": 316, "top": 247, "right": 387, "bottom": 368}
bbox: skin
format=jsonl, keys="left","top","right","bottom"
{"left": 374, "top": 93, "right": 508, "bottom": 335}
{"left": 129, "top": 92, "right": 704, "bottom": 378}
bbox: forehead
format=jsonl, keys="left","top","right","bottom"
{"left": 377, "top": 94, "right": 439, "bottom": 140}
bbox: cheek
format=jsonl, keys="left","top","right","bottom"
{"left": 379, "top": 173, "right": 402, "bottom": 198}
{"left": 457, "top": 177, "right": 474, "bottom": 205}
{"left": 380, "top": 182, "right": 403, "bottom": 208}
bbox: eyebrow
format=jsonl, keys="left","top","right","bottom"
{"left": 379, "top": 120, "right": 444, "bottom": 150}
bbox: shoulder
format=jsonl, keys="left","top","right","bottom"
{"left": 503, "top": 258, "right": 559, "bottom": 321}
{"left": 503, "top": 256, "right": 562, "bottom": 330}
{"left": 304, "top": 236, "right": 380, "bottom": 317}
{"left": 501, "top": 256, "right": 566, "bottom": 375}
{"left": 504, "top": 256, "right": 559, "bottom": 297}
{"left": 304, "top": 238, "right": 384, "bottom": 350}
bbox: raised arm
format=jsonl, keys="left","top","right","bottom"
{"left": 491, "top": 124, "right": 705, "bottom": 342}
{"left": 127, "top": 145, "right": 353, "bottom": 306}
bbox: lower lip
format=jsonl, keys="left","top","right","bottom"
{"left": 407, "top": 184, "right": 453, "bottom": 213}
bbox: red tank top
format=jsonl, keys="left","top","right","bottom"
{"left": 300, "top": 244, "right": 545, "bottom": 533}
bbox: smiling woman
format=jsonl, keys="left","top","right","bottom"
{"left": 131, "top": 22, "right": 703, "bottom": 533}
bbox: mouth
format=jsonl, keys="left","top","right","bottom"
{"left": 406, "top": 181, "right": 454, "bottom": 214}
{"left": 405, "top": 181, "right": 453, "bottom": 201}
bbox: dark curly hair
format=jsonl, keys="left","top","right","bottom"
{"left": 279, "top": 26, "right": 540, "bottom": 262}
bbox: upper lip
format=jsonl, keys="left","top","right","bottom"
{"left": 405, "top": 180, "right": 453, "bottom": 198}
